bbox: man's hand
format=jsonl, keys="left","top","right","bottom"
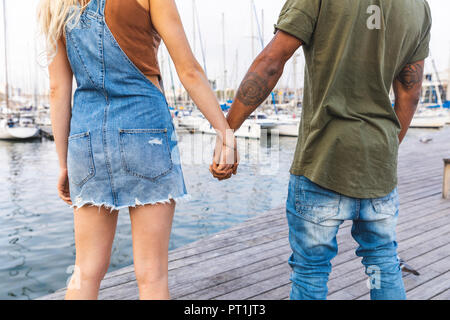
{"left": 209, "top": 130, "right": 239, "bottom": 181}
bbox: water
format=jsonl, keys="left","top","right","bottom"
{"left": 0, "top": 131, "right": 296, "bottom": 299}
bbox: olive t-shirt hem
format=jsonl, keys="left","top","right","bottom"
{"left": 289, "top": 167, "right": 398, "bottom": 199}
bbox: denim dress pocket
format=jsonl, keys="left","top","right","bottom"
{"left": 67, "top": 132, "right": 96, "bottom": 187}
{"left": 119, "top": 128, "right": 173, "bottom": 181}
{"left": 371, "top": 188, "right": 399, "bottom": 217}
{"left": 294, "top": 176, "right": 341, "bottom": 224}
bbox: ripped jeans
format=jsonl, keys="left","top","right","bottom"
{"left": 286, "top": 175, "right": 406, "bottom": 300}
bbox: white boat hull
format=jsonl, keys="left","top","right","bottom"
{"left": 0, "top": 126, "right": 40, "bottom": 140}
{"left": 271, "top": 122, "right": 299, "bottom": 137}
{"left": 410, "top": 117, "right": 446, "bottom": 129}
{"left": 198, "top": 120, "right": 262, "bottom": 139}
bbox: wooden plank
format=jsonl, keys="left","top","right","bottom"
{"left": 249, "top": 284, "right": 290, "bottom": 300}
{"left": 431, "top": 289, "right": 450, "bottom": 300}
{"left": 405, "top": 264, "right": 450, "bottom": 300}
{"left": 330, "top": 238, "right": 450, "bottom": 300}
{"left": 322, "top": 227, "right": 450, "bottom": 299}
{"left": 214, "top": 271, "right": 291, "bottom": 300}
{"left": 330, "top": 225, "right": 450, "bottom": 283}
{"left": 99, "top": 228, "right": 289, "bottom": 292}
{"left": 172, "top": 253, "right": 289, "bottom": 299}
{"left": 180, "top": 263, "right": 291, "bottom": 300}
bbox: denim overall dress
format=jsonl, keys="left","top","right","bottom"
{"left": 65, "top": 0, "right": 188, "bottom": 211}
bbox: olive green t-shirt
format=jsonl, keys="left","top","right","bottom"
{"left": 275, "top": 0, "right": 432, "bottom": 198}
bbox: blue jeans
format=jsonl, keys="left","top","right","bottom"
{"left": 286, "top": 175, "right": 406, "bottom": 300}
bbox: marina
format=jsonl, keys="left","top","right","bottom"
{"left": 1, "top": 0, "right": 449, "bottom": 142}
{"left": 40, "top": 126, "right": 450, "bottom": 300}
{"left": 0, "top": 0, "right": 450, "bottom": 301}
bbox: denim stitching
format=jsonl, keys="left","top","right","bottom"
{"left": 68, "top": 131, "right": 89, "bottom": 140}
{"left": 69, "top": 131, "right": 96, "bottom": 188}
{"left": 67, "top": 30, "right": 101, "bottom": 90}
{"left": 85, "top": 10, "right": 102, "bottom": 21}
{"left": 294, "top": 176, "right": 341, "bottom": 223}
{"left": 102, "top": 103, "right": 118, "bottom": 206}
{"left": 118, "top": 129, "right": 173, "bottom": 181}
{"left": 98, "top": 17, "right": 106, "bottom": 93}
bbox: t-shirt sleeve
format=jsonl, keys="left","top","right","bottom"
{"left": 408, "top": 1, "right": 432, "bottom": 63}
{"left": 274, "top": 0, "right": 321, "bottom": 46}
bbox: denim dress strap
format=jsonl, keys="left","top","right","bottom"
{"left": 98, "top": 0, "right": 106, "bottom": 16}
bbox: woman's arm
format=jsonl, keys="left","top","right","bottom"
{"left": 48, "top": 39, "right": 73, "bottom": 170}
{"left": 48, "top": 39, "right": 74, "bottom": 205}
{"left": 149, "top": 0, "right": 230, "bottom": 136}
{"left": 149, "top": 0, "right": 237, "bottom": 173}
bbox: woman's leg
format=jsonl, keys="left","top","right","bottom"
{"left": 129, "top": 201, "right": 175, "bottom": 300}
{"left": 65, "top": 206, "right": 119, "bottom": 300}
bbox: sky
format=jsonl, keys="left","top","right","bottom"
{"left": 0, "top": 0, "right": 449, "bottom": 95}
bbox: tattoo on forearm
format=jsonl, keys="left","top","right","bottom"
{"left": 397, "top": 62, "right": 424, "bottom": 90}
{"left": 236, "top": 72, "right": 271, "bottom": 107}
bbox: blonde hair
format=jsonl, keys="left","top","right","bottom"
{"left": 37, "top": 0, "right": 90, "bottom": 61}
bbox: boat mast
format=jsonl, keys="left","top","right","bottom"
{"left": 2, "top": 0, "right": 9, "bottom": 111}
{"left": 447, "top": 45, "right": 450, "bottom": 103}
{"left": 251, "top": 0, "right": 264, "bottom": 50}
{"left": 233, "top": 49, "right": 239, "bottom": 90}
{"left": 250, "top": 1, "right": 254, "bottom": 59}
{"left": 34, "top": 37, "right": 39, "bottom": 109}
{"left": 293, "top": 54, "right": 298, "bottom": 103}
{"left": 165, "top": 47, "right": 178, "bottom": 109}
{"left": 192, "top": 0, "right": 196, "bottom": 56}
{"left": 192, "top": 0, "right": 208, "bottom": 78}
{"left": 430, "top": 54, "right": 444, "bottom": 110}
{"left": 251, "top": 1, "right": 276, "bottom": 111}
{"left": 222, "top": 12, "right": 227, "bottom": 99}
{"left": 261, "top": 9, "right": 264, "bottom": 45}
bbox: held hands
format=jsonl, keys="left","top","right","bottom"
{"left": 209, "top": 129, "right": 240, "bottom": 181}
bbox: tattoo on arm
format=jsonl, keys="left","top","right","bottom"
{"left": 236, "top": 72, "right": 272, "bottom": 107}
{"left": 397, "top": 62, "right": 424, "bottom": 90}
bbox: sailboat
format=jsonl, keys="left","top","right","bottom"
{"left": 410, "top": 74, "right": 449, "bottom": 129}
{"left": 409, "top": 53, "right": 450, "bottom": 128}
{"left": 0, "top": 0, "right": 40, "bottom": 140}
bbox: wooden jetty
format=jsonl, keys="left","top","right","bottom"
{"left": 41, "top": 129, "right": 450, "bottom": 300}
{"left": 38, "top": 125, "right": 54, "bottom": 140}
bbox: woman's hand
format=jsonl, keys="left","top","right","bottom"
{"left": 210, "top": 130, "right": 239, "bottom": 181}
{"left": 57, "top": 168, "right": 73, "bottom": 206}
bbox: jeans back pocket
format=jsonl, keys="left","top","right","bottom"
{"left": 371, "top": 188, "right": 399, "bottom": 217}
{"left": 294, "top": 176, "right": 341, "bottom": 224}
{"left": 119, "top": 128, "right": 173, "bottom": 181}
{"left": 68, "top": 132, "right": 95, "bottom": 187}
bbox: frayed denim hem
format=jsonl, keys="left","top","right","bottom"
{"left": 69, "top": 193, "right": 191, "bottom": 212}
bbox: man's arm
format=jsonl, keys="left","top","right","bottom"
{"left": 393, "top": 60, "right": 425, "bottom": 144}
{"left": 226, "top": 30, "right": 303, "bottom": 130}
